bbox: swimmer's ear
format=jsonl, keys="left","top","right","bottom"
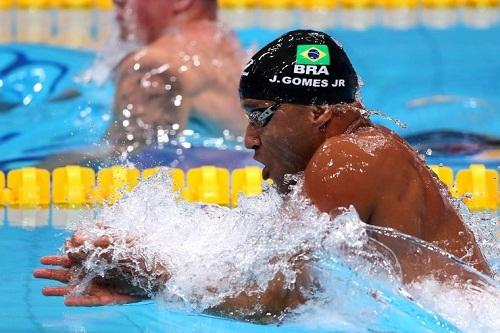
{"left": 173, "top": 0, "right": 194, "bottom": 13}
{"left": 311, "top": 105, "right": 333, "bottom": 132}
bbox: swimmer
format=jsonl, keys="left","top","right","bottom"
{"left": 239, "top": 30, "right": 490, "bottom": 276}
{"left": 34, "top": 30, "right": 492, "bottom": 319}
{"left": 39, "top": 0, "right": 246, "bottom": 167}
{"left": 106, "top": 0, "right": 247, "bottom": 156}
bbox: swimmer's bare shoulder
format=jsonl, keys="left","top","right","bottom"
{"left": 304, "top": 126, "right": 428, "bottom": 236}
{"left": 125, "top": 35, "right": 215, "bottom": 92}
{"left": 107, "top": 45, "right": 194, "bottom": 150}
{"left": 304, "top": 127, "right": 492, "bottom": 275}
{"left": 115, "top": 45, "right": 180, "bottom": 92}
{"left": 117, "top": 43, "right": 180, "bottom": 79}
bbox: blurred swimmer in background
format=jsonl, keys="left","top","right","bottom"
{"left": 40, "top": 0, "right": 247, "bottom": 167}
{"left": 106, "top": 0, "right": 247, "bottom": 157}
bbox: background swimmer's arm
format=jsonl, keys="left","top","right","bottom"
{"left": 105, "top": 54, "right": 191, "bottom": 153}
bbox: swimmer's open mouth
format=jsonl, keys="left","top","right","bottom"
{"left": 262, "top": 166, "right": 270, "bottom": 180}
{"left": 253, "top": 154, "right": 270, "bottom": 179}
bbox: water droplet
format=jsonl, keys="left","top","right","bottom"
{"left": 173, "top": 95, "right": 183, "bottom": 107}
{"left": 33, "top": 82, "right": 43, "bottom": 93}
{"left": 22, "top": 95, "right": 33, "bottom": 105}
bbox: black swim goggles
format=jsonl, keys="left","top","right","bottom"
{"left": 244, "top": 102, "right": 282, "bottom": 127}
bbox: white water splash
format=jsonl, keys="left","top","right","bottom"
{"left": 451, "top": 198, "right": 500, "bottom": 280}
{"left": 70, "top": 168, "right": 499, "bottom": 331}
{"left": 409, "top": 278, "right": 500, "bottom": 332}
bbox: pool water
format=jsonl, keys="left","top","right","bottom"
{"left": 0, "top": 25, "right": 499, "bottom": 333}
{"left": 1, "top": 26, "right": 500, "bottom": 170}
{"left": 0, "top": 220, "right": 454, "bottom": 333}
{"left": 0, "top": 183, "right": 498, "bottom": 332}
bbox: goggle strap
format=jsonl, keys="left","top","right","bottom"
{"left": 257, "top": 106, "right": 276, "bottom": 123}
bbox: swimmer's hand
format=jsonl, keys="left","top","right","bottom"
{"left": 33, "top": 252, "right": 154, "bottom": 306}
{"left": 61, "top": 229, "right": 171, "bottom": 290}
{"left": 63, "top": 229, "right": 117, "bottom": 264}
{"left": 34, "top": 258, "right": 146, "bottom": 306}
{"left": 33, "top": 227, "right": 170, "bottom": 307}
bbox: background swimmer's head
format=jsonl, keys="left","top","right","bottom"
{"left": 113, "top": 0, "right": 218, "bottom": 43}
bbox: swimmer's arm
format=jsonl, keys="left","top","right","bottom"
{"left": 106, "top": 53, "right": 191, "bottom": 152}
{"left": 96, "top": 246, "right": 310, "bottom": 319}
{"left": 36, "top": 230, "right": 311, "bottom": 313}
{"left": 207, "top": 257, "right": 312, "bottom": 322}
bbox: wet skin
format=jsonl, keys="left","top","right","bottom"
{"left": 243, "top": 99, "right": 491, "bottom": 277}
{"left": 108, "top": 0, "right": 246, "bottom": 155}
{"left": 105, "top": 22, "right": 246, "bottom": 155}
{"left": 34, "top": 101, "right": 492, "bottom": 316}
{"left": 33, "top": 230, "right": 310, "bottom": 318}
{"left": 38, "top": 0, "right": 245, "bottom": 167}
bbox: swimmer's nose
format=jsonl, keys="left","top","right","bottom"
{"left": 113, "top": 0, "right": 126, "bottom": 7}
{"left": 116, "top": 0, "right": 130, "bottom": 12}
{"left": 114, "top": 0, "right": 126, "bottom": 21}
{"left": 244, "top": 124, "right": 261, "bottom": 150}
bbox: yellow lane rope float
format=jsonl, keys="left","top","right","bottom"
{"left": 0, "top": 164, "right": 498, "bottom": 210}
{"left": 5, "top": 0, "right": 498, "bottom": 9}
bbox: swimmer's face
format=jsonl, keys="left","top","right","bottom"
{"left": 114, "top": 0, "right": 175, "bottom": 43}
{"left": 243, "top": 99, "right": 324, "bottom": 193}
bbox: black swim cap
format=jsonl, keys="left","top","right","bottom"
{"left": 240, "top": 30, "right": 358, "bottom": 106}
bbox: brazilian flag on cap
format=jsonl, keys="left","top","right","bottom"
{"left": 296, "top": 45, "right": 330, "bottom": 66}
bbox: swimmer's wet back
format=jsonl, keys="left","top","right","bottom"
{"left": 239, "top": 30, "right": 359, "bottom": 106}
